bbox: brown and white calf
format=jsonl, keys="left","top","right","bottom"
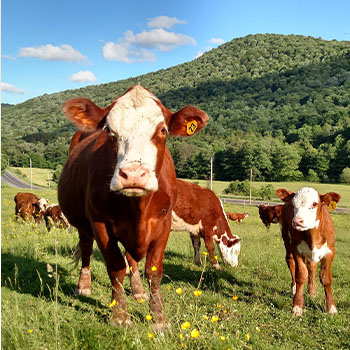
{"left": 14, "top": 192, "right": 48, "bottom": 224}
{"left": 257, "top": 204, "right": 283, "bottom": 229}
{"left": 226, "top": 212, "right": 248, "bottom": 223}
{"left": 276, "top": 187, "right": 340, "bottom": 316}
{"left": 44, "top": 204, "right": 70, "bottom": 231}
{"left": 58, "top": 85, "right": 208, "bottom": 331}
{"left": 171, "top": 179, "right": 240, "bottom": 269}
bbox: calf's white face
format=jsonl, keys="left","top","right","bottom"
{"left": 292, "top": 187, "right": 320, "bottom": 231}
{"left": 107, "top": 86, "right": 166, "bottom": 196}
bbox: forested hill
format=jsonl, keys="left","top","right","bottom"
{"left": 2, "top": 34, "right": 350, "bottom": 182}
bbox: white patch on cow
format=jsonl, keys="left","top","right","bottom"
{"left": 107, "top": 85, "right": 165, "bottom": 193}
{"left": 171, "top": 210, "right": 203, "bottom": 235}
{"left": 328, "top": 305, "right": 338, "bottom": 314}
{"left": 292, "top": 305, "right": 303, "bottom": 317}
{"left": 38, "top": 198, "right": 48, "bottom": 211}
{"left": 214, "top": 232, "right": 240, "bottom": 267}
{"left": 297, "top": 240, "right": 332, "bottom": 263}
{"left": 213, "top": 226, "right": 218, "bottom": 232}
{"left": 292, "top": 187, "right": 320, "bottom": 231}
{"left": 291, "top": 284, "right": 296, "bottom": 295}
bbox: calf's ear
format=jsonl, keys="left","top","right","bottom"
{"left": 168, "top": 106, "right": 209, "bottom": 137}
{"left": 62, "top": 98, "right": 113, "bottom": 131}
{"left": 320, "top": 192, "right": 341, "bottom": 205}
{"left": 276, "top": 188, "right": 295, "bottom": 202}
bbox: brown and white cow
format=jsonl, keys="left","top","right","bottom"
{"left": 44, "top": 204, "right": 70, "bottom": 232}
{"left": 276, "top": 187, "right": 340, "bottom": 316}
{"left": 58, "top": 85, "right": 208, "bottom": 331}
{"left": 226, "top": 212, "right": 248, "bottom": 223}
{"left": 14, "top": 192, "right": 48, "bottom": 224}
{"left": 171, "top": 179, "right": 240, "bottom": 269}
{"left": 258, "top": 204, "right": 283, "bottom": 229}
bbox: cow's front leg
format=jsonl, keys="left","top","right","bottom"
{"left": 306, "top": 261, "right": 317, "bottom": 297}
{"left": 125, "top": 252, "right": 149, "bottom": 301}
{"left": 285, "top": 251, "right": 296, "bottom": 295}
{"left": 292, "top": 254, "right": 308, "bottom": 316}
{"left": 145, "top": 238, "right": 171, "bottom": 333}
{"left": 320, "top": 249, "right": 337, "bottom": 314}
{"left": 93, "top": 223, "right": 131, "bottom": 327}
{"left": 203, "top": 234, "right": 220, "bottom": 270}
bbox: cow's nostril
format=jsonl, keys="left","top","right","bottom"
{"left": 119, "top": 169, "right": 128, "bottom": 179}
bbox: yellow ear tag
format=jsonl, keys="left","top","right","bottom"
{"left": 329, "top": 201, "right": 337, "bottom": 212}
{"left": 186, "top": 120, "right": 198, "bottom": 135}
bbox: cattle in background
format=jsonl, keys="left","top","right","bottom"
{"left": 58, "top": 85, "right": 208, "bottom": 331}
{"left": 226, "top": 212, "right": 248, "bottom": 223}
{"left": 258, "top": 204, "right": 283, "bottom": 229}
{"left": 171, "top": 179, "right": 240, "bottom": 269}
{"left": 276, "top": 187, "right": 340, "bottom": 316}
{"left": 44, "top": 204, "right": 70, "bottom": 231}
{"left": 14, "top": 192, "right": 48, "bottom": 224}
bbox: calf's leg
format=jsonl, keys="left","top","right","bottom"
{"left": 307, "top": 261, "right": 317, "bottom": 297}
{"left": 320, "top": 250, "right": 337, "bottom": 314}
{"left": 292, "top": 254, "right": 308, "bottom": 316}
{"left": 190, "top": 233, "right": 202, "bottom": 265}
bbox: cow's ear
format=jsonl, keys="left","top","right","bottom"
{"left": 167, "top": 106, "right": 209, "bottom": 137}
{"left": 320, "top": 192, "right": 341, "bottom": 205}
{"left": 276, "top": 188, "right": 295, "bottom": 202}
{"left": 62, "top": 98, "right": 112, "bottom": 131}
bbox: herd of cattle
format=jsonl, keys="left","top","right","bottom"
{"left": 12, "top": 85, "right": 342, "bottom": 331}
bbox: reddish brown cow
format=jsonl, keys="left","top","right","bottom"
{"left": 276, "top": 187, "right": 340, "bottom": 316}
{"left": 257, "top": 204, "right": 283, "bottom": 229}
{"left": 44, "top": 204, "right": 70, "bottom": 231}
{"left": 171, "top": 179, "right": 240, "bottom": 269}
{"left": 14, "top": 192, "right": 48, "bottom": 224}
{"left": 226, "top": 212, "right": 248, "bottom": 223}
{"left": 58, "top": 85, "right": 208, "bottom": 331}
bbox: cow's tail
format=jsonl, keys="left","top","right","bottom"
{"left": 70, "top": 243, "right": 82, "bottom": 271}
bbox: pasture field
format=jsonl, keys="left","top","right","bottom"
{"left": 1, "top": 185, "right": 350, "bottom": 350}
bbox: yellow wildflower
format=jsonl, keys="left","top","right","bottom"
{"left": 214, "top": 255, "right": 218, "bottom": 260}
{"left": 190, "top": 329, "right": 200, "bottom": 338}
{"left": 217, "top": 304, "right": 223, "bottom": 308}
{"left": 28, "top": 329, "right": 33, "bottom": 334}
{"left": 181, "top": 321, "right": 191, "bottom": 330}
{"left": 145, "top": 314, "right": 152, "bottom": 321}
{"left": 202, "top": 252, "right": 208, "bottom": 256}
{"left": 148, "top": 333, "right": 154, "bottom": 339}
{"left": 193, "top": 290, "right": 202, "bottom": 297}
{"left": 176, "top": 288, "right": 183, "bottom": 294}
{"left": 138, "top": 298, "right": 144, "bottom": 303}
{"left": 151, "top": 266, "right": 157, "bottom": 271}
{"left": 202, "top": 315, "right": 209, "bottom": 320}
{"left": 220, "top": 336, "right": 226, "bottom": 341}
{"left": 211, "top": 315, "right": 219, "bottom": 322}
{"left": 245, "top": 333, "right": 250, "bottom": 341}
{"left": 256, "top": 327, "right": 261, "bottom": 332}
{"left": 232, "top": 295, "right": 238, "bottom": 300}
{"left": 179, "top": 333, "right": 183, "bottom": 339}
{"left": 109, "top": 299, "right": 116, "bottom": 308}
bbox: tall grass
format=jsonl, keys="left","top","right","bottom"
{"left": 1, "top": 186, "right": 350, "bottom": 349}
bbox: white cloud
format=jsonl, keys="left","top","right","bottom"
{"left": 70, "top": 71, "right": 98, "bottom": 83}
{"left": 102, "top": 25, "right": 196, "bottom": 63}
{"left": 208, "top": 38, "right": 225, "bottom": 45}
{"left": 147, "top": 16, "right": 186, "bottom": 29}
{"left": 1, "top": 82, "right": 25, "bottom": 94}
{"left": 194, "top": 51, "right": 204, "bottom": 59}
{"left": 2, "top": 54, "right": 16, "bottom": 60}
{"left": 19, "top": 44, "right": 87, "bottom": 62}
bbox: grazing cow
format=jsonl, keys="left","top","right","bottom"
{"left": 44, "top": 204, "right": 70, "bottom": 231}
{"left": 14, "top": 192, "right": 48, "bottom": 224}
{"left": 276, "top": 187, "right": 340, "bottom": 316}
{"left": 258, "top": 204, "right": 283, "bottom": 229}
{"left": 171, "top": 179, "right": 240, "bottom": 269}
{"left": 58, "top": 85, "right": 208, "bottom": 331}
{"left": 226, "top": 212, "right": 248, "bottom": 223}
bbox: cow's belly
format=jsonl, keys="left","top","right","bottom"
{"left": 171, "top": 211, "right": 202, "bottom": 235}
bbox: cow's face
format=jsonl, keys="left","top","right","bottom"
{"left": 62, "top": 85, "right": 209, "bottom": 197}
{"left": 38, "top": 198, "right": 48, "bottom": 211}
{"left": 276, "top": 187, "right": 341, "bottom": 231}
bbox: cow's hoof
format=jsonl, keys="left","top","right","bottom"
{"left": 328, "top": 305, "right": 338, "bottom": 314}
{"left": 212, "top": 263, "right": 221, "bottom": 270}
{"left": 75, "top": 287, "right": 91, "bottom": 296}
{"left": 133, "top": 291, "right": 149, "bottom": 301}
{"left": 152, "top": 321, "right": 171, "bottom": 334}
{"left": 110, "top": 317, "right": 132, "bottom": 328}
{"left": 292, "top": 305, "right": 303, "bottom": 317}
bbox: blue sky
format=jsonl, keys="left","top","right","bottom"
{"left": 2, "top": 0, "right": 350, "bottom": 105}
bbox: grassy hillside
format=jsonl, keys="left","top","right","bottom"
{"left": 2, "top": 186, "right": 350, "bottom": 349}
{"left": 2, "top": 34, "right": 350, "bottom": 182}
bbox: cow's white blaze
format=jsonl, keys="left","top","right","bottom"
{"left": 214, "top": 232, "right": 240, "bottom": 267}
{"left": 107, "top": 85, "right": 165, "bottom": 194}
{"left": 292, "top": 187, "right": 320, "bottom": 231}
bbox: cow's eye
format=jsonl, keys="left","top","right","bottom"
{"left": 104, "top": 125, "right": 111, "bottom": 133}
{"left": 311, "top": 202, "right": 318, "bottom": 209}
{"left": 161, "top": 126, "right": 168, "bottom": 134}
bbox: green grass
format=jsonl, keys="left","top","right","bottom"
{"left": 2, "top": 185, "right": 350, "bottom": 350}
